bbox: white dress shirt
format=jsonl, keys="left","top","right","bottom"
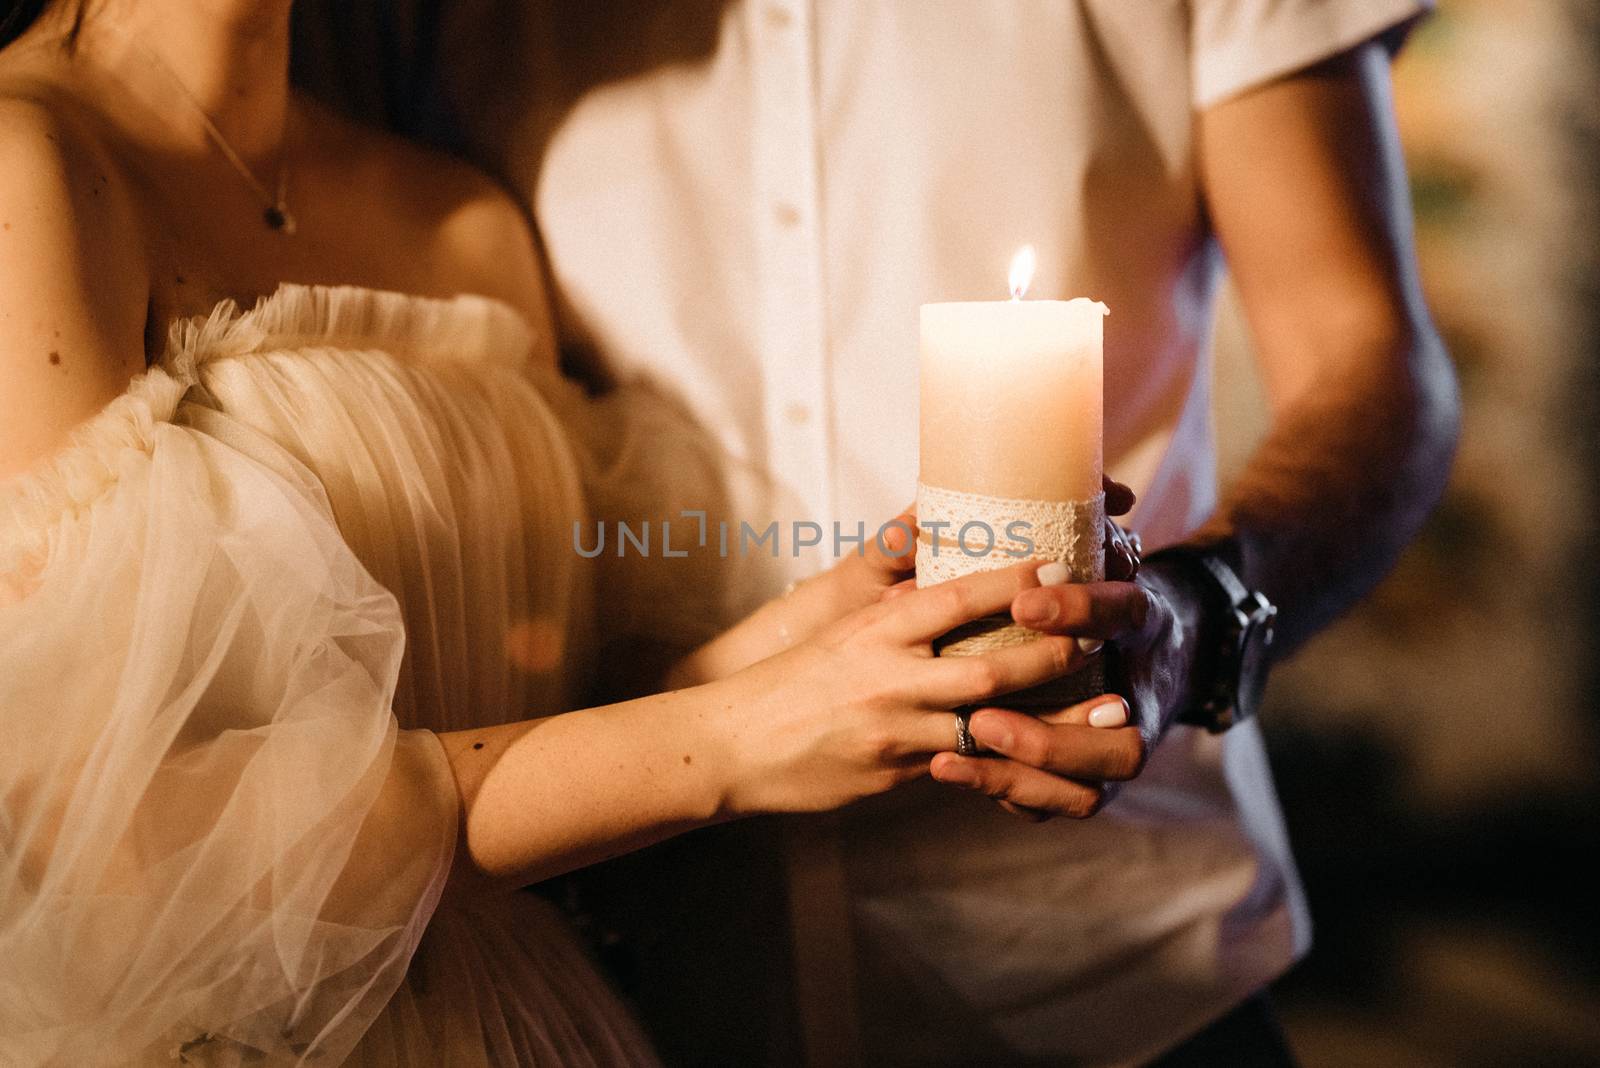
{"left": 451, "top": 0, "right": 1428, "bottom": 1061}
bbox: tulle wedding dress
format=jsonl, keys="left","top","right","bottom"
{"left": 0, "top": 284, "right": 733, "bottom": 1066}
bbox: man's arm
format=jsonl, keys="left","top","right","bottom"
{"left": 928, "top": 41, "right": 1461, "bottom": 814}
{"left": 1189, "top": 40, "right": 1459, "bottom": 650}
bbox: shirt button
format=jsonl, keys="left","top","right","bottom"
{"left": 784, "top": 402, "right": 812, "bottom": 426}
{"left": 773, "top": 201, "right": 801, "bottom": 227}
{"left": 765, "top": 4, "right": 794, "bottom": 29}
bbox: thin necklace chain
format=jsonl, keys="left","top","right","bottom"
{"left": 167, "top": 72, "right": 294, "bottom": 233}
{"left": 112, "top": 27, "right": 297, "bottom": 235}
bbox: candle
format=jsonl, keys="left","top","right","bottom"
{"left": 920, "top": 247, "right": 1105, "bottom": 501}
{"left": 916, "top": 246, "right": 1108, "bottom": 707}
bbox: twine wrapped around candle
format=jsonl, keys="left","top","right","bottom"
{"left": 915, "top": 482, "right": 1106, "bottom": 708}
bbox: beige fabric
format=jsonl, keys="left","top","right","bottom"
{"left": 0, "top": 285, "right": 672, "bottom": 1066}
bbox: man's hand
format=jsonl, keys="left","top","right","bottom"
{"left": 1101, "top": 478, "right": 1141, "bottom": 583}
{"left": 663, "top": 512, "right": 916, "bottom": 689}
{"left": 928, "top": 562, "right": 1201, "bottom": 820}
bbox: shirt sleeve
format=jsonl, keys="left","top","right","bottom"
{"left": 1190, "top": 0, "right": 1433, "bottom": 109}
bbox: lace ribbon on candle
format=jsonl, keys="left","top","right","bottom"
{"left": 915, "top": 482, "right": 1107, "bottom": 707}
{"left": 915, "top": 483, "right": 1105, "bottom": 587}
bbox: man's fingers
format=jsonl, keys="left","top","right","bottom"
{"left": 1102, "top": 476, "right": 1136, "bottom": 517}
{"left": 930, "top": 753, "right": 1106, "bottom": 818}
{"left": 1103, "top": 521, "right": 1140, "bottom": 582}
{"left": 1010, "top": 580, "right": 1152, "bottom": 639}
{"left": 1100, "top": 476, "right": 1140, "bottom": 583}
{"left": 887, "top": 560, "right": 1052, "bottom": 644}
{"left": 965, "top": 708, "right": 1147, "bottom": 781}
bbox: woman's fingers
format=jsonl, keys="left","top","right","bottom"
{"left": 884, "top": 560, "right": 1053, "bottom": 644}
{"left": 929, "top": 753, "right": 1106, "bottom": 818}
{"left": 859, "top": 508, "right": 917, "bottom": 580}
{"left": 1036, "top": 694, "right": 1130, "bottom": 728}
{"left": 825, "top": 510, "right": 917, "bottom": 616}
{"left": 880, "top": 708, "right": 979, "bottom": 758}
{"left": 877, "top": 577, "right": 918, "bottom": 602}
{"left": 997, "top": 799, "right": 1055, "bottom": 822}
{"left": 965, "top": 707, "right": 1146, "bottom": 781}
{"left": 1010, "top": 580, "right": 1152, "bottom": 640}
{"left": 916, "top": 635, "right": 1083, "bottom": 707}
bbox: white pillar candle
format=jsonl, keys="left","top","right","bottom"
{"left": 916, "top": 247, "right": 1108, "bottom": 707}
{"left": 920, "top": 247, "right": 1105, "bottom": 501}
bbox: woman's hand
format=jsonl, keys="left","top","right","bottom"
{"left": 706, "top": 559, "right": 1092, "bottom": 816}
{"left": 670, "top": 478, "right": 1135, "bottom": 690}
{"left": 774, "top": 506, "right": 920, "bottom": 632}
{"left": 810, "top": 477, "right": 1139, "bottom": 622}
{"left": 446, "top": 496, "right": 1138, "bottom": 888}
{"left": 664, "top": 510, "right": 918, "bottom": 687}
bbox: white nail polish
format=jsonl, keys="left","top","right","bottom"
{"left": 1037, "top": 561, "right": 1070, "bottom": 586}
{"left": 1088, "top": 700, "right": 1127, "bottom": 728}
{"left": 1077, "top": 637, "right": 1103, "bottom": 655}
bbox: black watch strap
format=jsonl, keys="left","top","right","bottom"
{"left": 1146, "top": 546, "right": 1278, "bottom": 733}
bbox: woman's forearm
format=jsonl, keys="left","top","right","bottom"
{"left": 665, "top": 596, "right": 796, "bottom": 689}
{"left": 433, "top": 683, "right": 739, "bottom": 895}
{"left": 667, "top": 517, "right": 917, "bottom": 689}
{"left": 432, "top": 549, "right": 1057, "bottom": 899}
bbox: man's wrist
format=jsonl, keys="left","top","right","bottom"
{"left": 1139, "top": 552, "right": 1219, "bottom": 722}
{"left": 1142, "top": 541, "right": 1277, "bottom": 733}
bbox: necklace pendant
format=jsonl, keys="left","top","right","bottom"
{"left": 264, "top": 205, "right": 297, "bottom": 235}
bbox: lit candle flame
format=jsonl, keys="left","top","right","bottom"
{"left": 1008, "top": 245, "right": 1036, "bottom": 301}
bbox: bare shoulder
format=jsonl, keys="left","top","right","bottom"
{"left": 302, "top": 100, "right": 550, "bottom": 330}
{"left": 0, "top": 87, "right": 150, "bottom": 477}
{"left": 0, "top": 86, "right": 115, "bottom": 202}
{"left": 415, "top": 147, "right": 546, "bottom": 320}
{"left": 0, "top": 84, "right": 150, "bottom": 307}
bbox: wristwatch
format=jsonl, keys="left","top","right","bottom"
{"left": 1145, "top": 546, "right": 1278, "bottom": 733}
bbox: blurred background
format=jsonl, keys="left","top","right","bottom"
{"left": 1212, "top": 2, "right": 1600, "bottom": 1063}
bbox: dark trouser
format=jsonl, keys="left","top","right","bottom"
{"left": 1145, "top": 995, "right": 1298, "bottom": 1068}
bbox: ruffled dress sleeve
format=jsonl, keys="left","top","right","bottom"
{"left": 0, "top": 360, "right": 458, "bottom": 1065}
{"left": 525, "top": 364, "right": 791, "bottom": 673}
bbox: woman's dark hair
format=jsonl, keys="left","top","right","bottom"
{"left": 1, "top": 1, "right": 453, "bottom": 150}
{"left": 1, "top": 0, "right": 448, "bottom": 140}
{"left": 1, "top": 0, "right": 83, "bottom": 51}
